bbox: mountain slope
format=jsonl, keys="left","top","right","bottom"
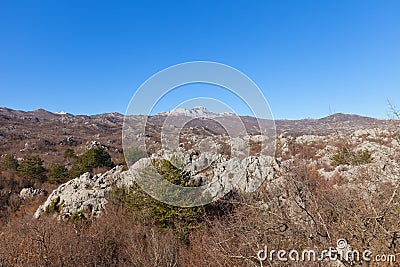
{"left": 0, "top": 107, "right": 391, "bottom": 166}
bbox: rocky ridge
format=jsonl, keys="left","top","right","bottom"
{"left": 34, "top": 152, "right": 280, "bottom": 218}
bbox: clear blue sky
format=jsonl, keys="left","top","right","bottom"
{"left": 0, "top": 0, "right": 399, "bottom": 119}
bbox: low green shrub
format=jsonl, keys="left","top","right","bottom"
{"left": 69, "top": 146, "right": 114, "bottom": 178}
{"left": 17, "top": 155, "right": 46, "bottom": 182}
{"left": 0, "top": 154, "right": 18, "bottom": 171}
{"left": 48, "top": 163, "right": 69, "bottom": 184}
{"left": 332, "top": 146, "right": 373, "bottom": 166}
{"left": 111, "top": 158, "right": 203, "bottom": 240}
{"left": 45, "top": 196, "right": 63, "bottom": 213}
{"left": 124, "top": 148, "right": 147, "bottom": 165}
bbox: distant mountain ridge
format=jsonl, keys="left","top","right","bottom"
{"left": 0, "top": 106, "right": 393, "bottom": 168}
{"left": 0, "top": 106, "right": 386, "bottom": 122}
{"left": 0, "top": 107, "right": 123, "bottom": 118}
{"left": 0, "top": 107, "right": 389, "bottom": 135}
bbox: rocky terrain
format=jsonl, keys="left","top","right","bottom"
{"left": 34, "top": 124, "right": 400, "bottom": 220}
{"left": 0, "top": 107, "right": 396, "bottom": 213}
{"left": 0, "top": 106, "right": 389, "bottom": 165}
{"left": 1, "top": 106, "right": 400, "bottom": 267}
{"left": 0, "top": 107, "right": 124, "bottom": 167}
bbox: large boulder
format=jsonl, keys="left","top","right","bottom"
{"left": 34, "top": 165, "right": 131, "bottom": 218}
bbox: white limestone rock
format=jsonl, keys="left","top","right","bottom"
{"left": 20, "top": 187, "right": 47, "bottom": 199}
{"left": 34, "top": 165, "right": 131, "bottom": 218}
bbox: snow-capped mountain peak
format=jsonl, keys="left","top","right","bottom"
{"left": 158, "top": 106, "right": 233, "bottom": 118}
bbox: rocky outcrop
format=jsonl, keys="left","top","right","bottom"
{"left": 189, "top": 155, "right": 279, "bottom": 193}
{"left": 34, "top": 165, "right": 131, "bottom": 218}
{"left": 19, "top": 187, "right": 47, "bottom": 199}
{"left": 34, "top": 152, "right": 281, "bottom": 218}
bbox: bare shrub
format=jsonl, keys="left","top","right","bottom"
{"left": 0, "top": 205, "right": 183, "bottom": 266}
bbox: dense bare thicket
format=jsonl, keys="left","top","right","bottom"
{"left": 188, "top": 163, "right": 400, "bottom": 266}
{"left": 0, "top": 206, "right": 184, "bottom": 267}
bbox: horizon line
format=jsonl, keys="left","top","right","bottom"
{"left": 0, "top": 106, "right": 391, "bottom": 121}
